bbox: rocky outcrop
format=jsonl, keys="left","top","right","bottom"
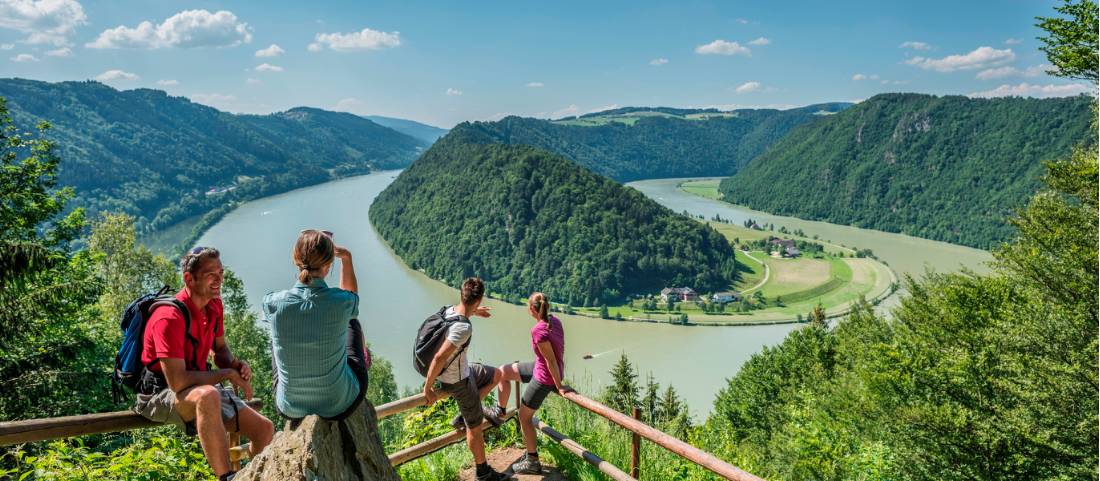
{"left": 234, "top": 400, "right": 399, "bottom": 481}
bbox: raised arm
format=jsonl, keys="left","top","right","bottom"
{"left": 334, "top": 246, "right": 358, "bottom": 294}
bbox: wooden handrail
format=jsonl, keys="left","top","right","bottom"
{"left": 530, "top": 416, "right": 637, "bottom": 481}
{"left": 560, "top": 391, "right": 764, "bottom": 481}
{"left": 0, "top": 400, "right": 263, "bottom": 446}
{"left": 388, "top": 408, "right": 516, "bottom": 466}
{"left": 375, "top": 391, "right": 452, "bottom": 420}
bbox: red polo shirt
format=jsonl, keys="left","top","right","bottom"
{"left": 141, "top": 289, "right": 224, "bottom": 373}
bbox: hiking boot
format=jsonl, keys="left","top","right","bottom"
{"left": 484, "top": 405, "right": 506, "bottom": 426}
{"left": 511, "top": 454, "right": 543, "bottom": 474}
{"left": 451, "top": 414, "right": 465, "bottom": 431}
{"left": 476, "top": 468, "right": 513, "bottom": 481}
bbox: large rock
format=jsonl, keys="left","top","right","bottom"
{"left": 234, "top": 400, "right": 400, "bottom": 481}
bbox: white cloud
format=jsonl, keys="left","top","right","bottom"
{"left": 0, "top": 0, "right": 87, "bottom": 46}
{"left": 587, "top": 104, "right": 619, "bottom": 114}
{"left": 445, "top": 87, "right": 462, "bottom": 96}
{"left": 254, "top": 63, "right": 283, "bottom": 72}
{"left": 899, "top": 41, "right": 931, "bottom": 51}
{"left": 245, "top": 77, "right": 261, "bottom": 85}
{"left": 1004, "top": 38, "right": 1021, "bottom": 45}
{"left": 0, "top": 43, "right": 12, "bottom": 50}
{"left": 95, "top": 69, "right": 139, "bottom": 82}
{"left": 308, "top": 26, "right": 400, "bottom": 52}
{"left": 549, "top": 104, "right": 579, "bottom": 118}
{"left": 86, "top": 9, "right": 252, "bottom": 49}
{"left": 156, "top": 79, "right": 178, "bottom": 86}
{"left": 44, "top": 46, "right": 70, "bottom": 56}
{"left": 334, "top": 97, "right": 366, "bottom": 113}
{"left": 735, "top": 81, "right": 764, "bottom": 94}
{"left": 975, "top": 64, "right": 1047, "bottom": 80}
{"left": 735, "top": 18, "right": 749, "bottom": 25}
{"left": 695, "top": 39, "right": 751, "bottom": 56}
{"left": 748, "top": 37, "right": 770, "bottom": 46}
{"left": 969, "top": 82, "right": 1093, "bottom": 98}
{"left": 905, "top": 46, "right": 1015, "bottom": 72}
{"left": 649, "top": 57, "right": 668, "bottom": 66}
{"left": 852, "top": 73, "right": 880, "bottom": 81}
{"left": 254, "top": 43, "right": 283, "bottom": 57}
{"left": 10, "top": 53, "right": 37, "bottom": 62}
{"left": 525, "top": 82, "right": 544, "bottom": 88}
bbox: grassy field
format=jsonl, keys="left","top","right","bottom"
{"left": 572, "top": 222, "right": 895, "bottom": 324}
{"left": 678, "top": 179, "right": 724, "bottom": 200}
{"left": 678, "top": 178, "right": 723, "bottom": 200}
{"left": 140, "top": 214, "right": 203, "bottom": 255}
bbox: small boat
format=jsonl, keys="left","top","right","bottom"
{"left": 583, "top": 354, "right": 594, "bottom": 360}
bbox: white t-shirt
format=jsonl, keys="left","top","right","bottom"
{"left": 438, "top": 306, "right": 471, "bottom": 385}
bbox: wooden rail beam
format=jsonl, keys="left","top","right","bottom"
{"left": 388, "top": 408, "right": 516, "bottom": 466}
{"left": 530, "top": 416, "right": 637, "bottom": 481}
{"left": 375, "top": 392, "right": 454, "bottom": 420}
{"left": 0, "top": 400, "right": 263, "bottom": 447}
{"left": 561, "top": 391, "right": 763, "bottom": 481}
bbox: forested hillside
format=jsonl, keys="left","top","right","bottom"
{"left": 0, "top": 79, "right": 427, "bottom": 234}
{"left": 369, "top": 127, "right": 740, "bottom": 306}
{"left": 454, "top": 102, "right": 850, "bottom": 182}
{"left": 718, "top": 93, "right": 1093, "bottom": 248}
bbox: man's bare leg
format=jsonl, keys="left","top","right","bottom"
{"left": 228, "top": 406, "right": 275, "bottom": 456}
{"left": 496, "top": 363, "right": 519, "bottom": 408}
{"left": 466, "top": 424, "right": 488, "bottom": 464}
{"left": 479, "top": 367, "right": 503, "bottom": 400}
{"left": 176, "top": 385, "right": 231, "bottom": 476}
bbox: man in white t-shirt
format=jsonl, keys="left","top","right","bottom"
{"left": 422, "top": 277, "right": 507, "bottom": 481}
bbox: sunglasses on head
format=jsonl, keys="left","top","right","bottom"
{"left": 189, "top": 246, "right": 206, "bottom": 255}
{"left": 300, "top": 229, "right": 334, "bottom": 238}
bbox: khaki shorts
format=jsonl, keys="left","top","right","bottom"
{"left": 440, "top": 363, "right": 497, "bottom": 428}
{"left": 133, "top": 384, "right": 247, "bottom": 435}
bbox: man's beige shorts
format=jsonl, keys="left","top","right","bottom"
{"left": 133, "top": 384, "right": 247, "bottom": 435}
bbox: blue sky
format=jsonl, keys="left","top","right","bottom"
{"left": 0, "top": 0, "right": 1092, "bottom": 127}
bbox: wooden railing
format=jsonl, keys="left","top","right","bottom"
{"left": 0, "top": 383, "right": 764, "bottom": 481}
{"left": 555, "top": 391, "right": 764, "bottom": 481}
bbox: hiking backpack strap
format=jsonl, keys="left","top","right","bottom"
{"left": 146, "top": 298, "right": 196, "bottom": 370}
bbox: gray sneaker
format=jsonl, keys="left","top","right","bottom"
{"left": 476, "top": 468, "right": 513, "bottom": 481}
{"left": 511, "top": 454, "right": 542, "bottom": 475}
{"left": 484, "top": 405, "right": 506, "bottom": 426}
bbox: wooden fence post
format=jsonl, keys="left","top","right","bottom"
{"left": 630, "top": 407, "right": 641, "bottom": 478}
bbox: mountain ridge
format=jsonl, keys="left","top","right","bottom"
{"left": 0, "top": 78, "right": 428, "bottom": 234}
{"left": 719, "top": 92, "right": 1095, "bottom": 248}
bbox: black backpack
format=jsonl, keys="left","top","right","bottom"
{"left": 111, "top": 286, "right": 195, "bottom": 403}
{"left": 413, "top": 306, "right": 471, "bottom": 377}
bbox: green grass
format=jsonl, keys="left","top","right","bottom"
{"left": 679, "top": 179, "right": 724, "bottom": 200}
{"left": 140, "top": 215, "right": 203, "bottom": 254}
{"left": 732, "top": 250, "right": 765, "bottom": 291}
{"left": 705, "top": 221, "right": 771, "bottom": 243}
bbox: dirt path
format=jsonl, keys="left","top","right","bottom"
{"left": 739, "top": 251, "right": 770, "bottom": 294}
{"left": 457, "top": 447, "right": 568, "bottom": 481}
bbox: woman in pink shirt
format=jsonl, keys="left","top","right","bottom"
{"left": 491, "top": 292, "right": 571, "bottom": 475}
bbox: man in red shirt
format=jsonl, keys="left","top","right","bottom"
{"left": 133, "top": 247, "right": 273, "bottom": 481}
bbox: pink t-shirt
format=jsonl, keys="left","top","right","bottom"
{"left": 531, "top": 315, "right": 565, "bottom": 386}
